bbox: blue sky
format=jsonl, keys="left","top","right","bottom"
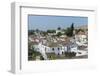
{"left": 28, "top": 15, "right": 88, "bottom": 31}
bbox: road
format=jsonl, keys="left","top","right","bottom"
{"left": 72, "top": 55, "right": 88, "bottom": 59}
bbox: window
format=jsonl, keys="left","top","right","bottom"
{"left": 52, "top": 48, "right": 54, "bottom": 51}
{"left": 58, "top": 48, "right": 60, "bottom": 50}
{"left": 45, "top": 48, "right": 46, "bottom": 51}
{"left": 62, "top": 52, "right": 63, "bottom": 54}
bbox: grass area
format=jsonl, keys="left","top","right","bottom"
{"left": 46, "top": 53, "right": 56, "bottom": 60}
{"left": 46, "top": 52, "right": 76, "bottom": 60}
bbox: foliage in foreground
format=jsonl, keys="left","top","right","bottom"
{"left": 28, "top": 45, "right": 44, "bottom": 60}
{"left": 65, "top": 52, "right": 76, "bottom": 58}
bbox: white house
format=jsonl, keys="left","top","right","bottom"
{"left": 70, "top": 43, "right": 78, "bottom": 53}
{"left": 30, "top": 36, "right": 78, "bottom": 59}
{"left": 56, "top": 30, "right": 64, "bottom": 34}
{"left": 33, "top": 40, "right": 78, "bottom": 55}
{"left": 75, "top": 31, "right": 87, "bottom": 44}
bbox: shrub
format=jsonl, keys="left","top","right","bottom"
{"left": 40, "top": 55, "right": 44, "bottom": 60}
{"left": 65, "top": 52, "right": 76, "bottom": 58}
{"left": 46, "top": 53, "right": 56, "bottom": 60}
{"left": 31, "top": 50, "right": 42, "bottom": 60}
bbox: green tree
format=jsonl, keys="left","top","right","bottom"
{"left": 64, "top": 23, "right": 74, "bottom": 37}
{"left": 57, "top": 27, "right": 61, "bottom": 30}
{"left": 47, "top": 30, "right": 56, "bottom": 33}
{"left": 65, "top": 28, "right": 72, "bottom": 37}
{"left": 28, "top": 43, "right": 42, "bottom": 60}
{"left": 42, "top": 31, "right": 47, "bottom": 36}
{"left": 56, "top": 32, "right": 62, "bottom": 37}
{"left": 36, "top": 29, "right": 39, "bottom": 33}
{"left": 70, "top": 23, "right": 74, "bottom": 36}
{"left": 28, "top": 30, "right": 35, "bottom": 35}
